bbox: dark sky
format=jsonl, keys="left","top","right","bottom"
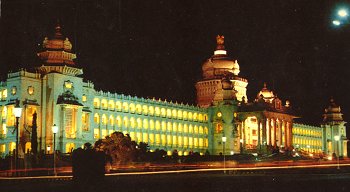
{"left": 1, "top": 0, "right": 350, "bottom": 127}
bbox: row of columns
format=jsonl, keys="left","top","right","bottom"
{"left": 240, "top": 117, "right": 293, "bottom": 151}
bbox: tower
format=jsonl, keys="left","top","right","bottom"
{"left": 321, "top": 98, "right": 347, "bottom": 157}
{"left": 195, "top": 35, "right": 248, "bottom": 108}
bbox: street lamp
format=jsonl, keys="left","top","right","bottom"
{"left": 334, "top": 135, "right": 340, "bottom": 170}
{"left": 222, "top": 136, "right": 227, "bottom": 174}
{"left": 338, "top": 9, "right": 348, "bottom": 17}
{"left": 13, "top": 100, "right": 22, "bottom": 176}
{"left": 52, "top": 124, "right": 58, "bottom": 176}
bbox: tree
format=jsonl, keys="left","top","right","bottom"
{"left": 31, "top": 111, "right": 38, "bottom": 155}
{"left": 94, "top": 132, "right": 137, "bottom": 165}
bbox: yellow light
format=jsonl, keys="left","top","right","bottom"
{"left": 328, "top": 156, "right": 332, "bottom": 161}
{"left": 217, "top": 112, "right": 222, "bottom": 118}
{"left": 338, "top": 9, "right": 348, "bottom": 17}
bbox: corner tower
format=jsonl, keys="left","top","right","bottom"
{"left": 321, "top": 98, "right": 347, "bottom": 157}
{"left": 37, "top": 23, "right": 82, "bottom": 76}
{"left": 195, "top": 35, "right": 248, "bottom": 108}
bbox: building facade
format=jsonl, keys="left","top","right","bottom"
{"left": 0, "top": 25, "right": 347, "bottom": 158}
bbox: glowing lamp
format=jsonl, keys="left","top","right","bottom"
{"left": 333, "top": 20, "right": 341, "bottom": 26}
{"left": 222, "top": 136, "right": 227, "bottom": 142}
{"left": 334, "top": 135, "right": 340, "bottom": 141}
{"left": 13, "top": 103, "right": 22, "bottom": 118}
{"left": 338, "top": 9, "right": 348, "bottom": 17}
{"left": 52, "top": 124, "right": 58, "bottom": 134}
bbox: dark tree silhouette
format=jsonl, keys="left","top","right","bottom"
{"left": 31, "top": 111, "right": 38, "bottom": 155}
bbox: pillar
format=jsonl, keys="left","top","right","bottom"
{"left": 284, "top": 121, "right": 288, "bottom": 149}
{"left": 273, "top": 119, "right": 277, "bottom": 147}
{"left": 268, "top": 118, "right": 272, "bottom": 146}
{"left": 278, "top": 120, "right": 283, "bottom": 147}
{"left": 289, "top": 122, "right": 293, "bottom": 148}
{"left": 257, "top": 119, "right": 261, "bottom": 149}
{"left": 262, "top": 118, "right": 267, "bottom": 145}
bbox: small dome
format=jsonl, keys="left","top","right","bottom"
{"left": 202, "top": 35, "right": 240, "bottom": 79}
{"left": 257, "top": 83, "right": 275, "bottom": 103}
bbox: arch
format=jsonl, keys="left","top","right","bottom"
{"left": 123, "top": 116, "right": 129, "bottom": 128}
{"left": 130, "top": 117, "right": 136, "bottom": 128}
{"left": 136, "top": 104, "right": 142, "bottom": 114}
{"left": 166, "top": 109, "right": 171, "bottom": 118}
{"left": 101, "top": 114, "right": 107, "bottom": 125}
{"left": 142, "top": 105, "right": 148, "bottom": 115}
{"left": 108, "top": 100, "right": 115, "bottom": 110}
{"left": 116, "top": 116, "right": 122, "bottom": 127}
{"left": 149, "top": 106, "right": 154, "bottom": 116}
{"left": 137, "top": 118, "right": 142, "bottom": 129}
{"left": 66, "top": 143, "right": 75, "bottom": 153}
{"left": 115, "top": 101, "right": 122, "bottom": 111}
{"left": 94, "top": 113, "right": 100, "bottom": 124}
{"left": 101, "top": 99, "right": 108, "bottom": 109}
{"left": 150, "top": 119, "right": 155, "bottom": 130}
{"left": 143, "top": 119, "right": 149, "bottom": 129}
{"left": 129, "top": 103, "right": 136, "bottom": 113}
{"left": 177, "top": 110, "right": 183, "bottom": 119}
{"left": 161, "top": 108, "right": 166, "bottom": 117}
{"left": 93, "top": 98, "right": 100, "bottom": 108}
{"left": 109, "top": 115, "right": 114, "bottom": 126}
{"left": 161, "top": 121, "right": 166, "bottom": 132}
{"left": 172, "top": 109, "right": 177, "bottom": 119}
{"left": 122, "top": 102, "right": 129, "bottom": 112}
{"left": 155, "top": 107, "right": 160, "bottom": 116}
{"left": 25, "top": 142, "right": 31, "bottom": 153}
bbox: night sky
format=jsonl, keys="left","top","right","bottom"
{"left": 1, "top": 0, "right": 350, "bottom": 128}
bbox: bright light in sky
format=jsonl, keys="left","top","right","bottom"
{"left": 333, "top": 20, "right": 341, "bottom": 26}
{"left": 338, "top": 9, "right": 348, "bottom": 17}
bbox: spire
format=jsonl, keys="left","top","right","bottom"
{"left": 54, "top": 21, "right": 63, "bottom": 39}
{"left": 214, "top": 35, "right": 227, "bottom": 55}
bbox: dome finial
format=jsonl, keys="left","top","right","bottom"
{"left": 264, "top": 82, "right": 267, "bottom": 89}
{"left": 54, "top": 20, "right": 63, "bottom": 39}
{"left": 216, "top": 35, "right": 225, "bottom": 50}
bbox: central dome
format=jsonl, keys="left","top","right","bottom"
{"left": 202, "top": 35, "right": 240, "bottom": 79}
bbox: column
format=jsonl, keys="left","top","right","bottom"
{"left": 273, "top": 119, "right": 277, "bottom": 147}
{"left": 289, "top": 122, "right": 293, "bottom": 148}
{"left": 257, "top": 119, "right": 261, "bottom": 149}
{"left": 242, "top": 120, "right": 246, "bottom": 149}
{"left": 284, "top": 121, "right": 288, "bottom": 149}
{"left": 267, "top": 119, "right": 272, "bottom": 146}
{"left": 262, "top": 118, "right": 267, "bottom": 145}
{"left": 278, "top": 120, "right": 283, "bottom": 147}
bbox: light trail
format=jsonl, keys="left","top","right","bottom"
{"left": 1, "top": 163, "right": 350, "bottom": 180}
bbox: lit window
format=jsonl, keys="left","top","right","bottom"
{"left": 149, "top": 106, "right": 154, "bottom": 116}
{"left": 27, "top": 87, "right": 34, "bottom": 95}
{"left": 11, "top": 86, "right": 16, "bottom": 95}
{"left": 188, "top": 112, "right": 193, "bottom": 121}
{"left": 172, "top": 109, "right": 177, "bottom": 118}
{"left": 167, "top": 122, "right": 172, "bottom": 132}
{"left": 177, "top": 110, "right": 183, "bottom": 119}
{"left": 130, "top": 117, "right": 136, "bottom": 128}
{"left": 143, "top": 119, "right": 149, "bottom": 129}
{"left": 137, "top": 118, "right": 142, "bottom": 128}
{"left": 25, "top": 142, "right": 31, "bottom": 153}
{"left": 82, "top": 95, "right": 87, "bottom": 102}
{"left": 136, "top": 104, "right": 142, "bottom": 114}
{"left": 1, "top": 89, "right": 7, "bottom": 98}
{"left": 150, "top": 120, "right": 155, "bottom": 130}
{"left": 142, "top": 105, "right": 148, "bottom": 115}
{"left": 161, "top": 108, "right": 166, "bottom": 117}
{"left": 123, "top": 117, "right": 129, "bottom": 128}
{"left": 155, "top": 107, "right": 160, "bottom": 116}
{"left": 108, "top": 100, "right": 115, "bottom": 110}
{"left": 116, "top": 116, "right": 122, "bottom": 127}
{"left": 93, "top": 98, "right": 100, "bottom": 108}
{"left": 101, "top": 114, "right": 107, "bottom": 125}
{"left": 82, "top": 113, "right": 89, "bottom": 131}
{"left": 122, "top": 102, "right": 129, "bottom": 112}
{"left": 161, "top": 121, "right": 166, "bottom": 131}
{"left": 130, "top": 103, "right": 135, "bottom": 113}
{"left": 64, "top": 81, "right": 73, "bottom": 89}
{"left": 155, "top": 121, "right": 160, "bottom": 130}
{"left": 65, "top": 143, "right": 75, "bottom": 153}
{"left": 101, "top": 99, "right": 107, "bottom": 109}
{"left": 143, "top": 133, "right": 148, "bottom": 143}
{"left": 94, "top": 129, "right": 100, "bottom": 139}
{"left": 161, "top": 134, "right": 166, "bottom": 146}
{"left": 109, "top": 115, "right": 114, "bottom": 126}
{"left": 116, "top": 101, "right": 122, "bottom": 111}
{"left": 166, "top": 109, "right": 171, "bottom": 118}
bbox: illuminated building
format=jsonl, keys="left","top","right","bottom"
{"left": 0, "top": 25, "right": 347, "bottom": 158}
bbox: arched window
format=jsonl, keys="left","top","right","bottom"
{"left": 167, "top": 122, "right": 172, "bottom": 132}
{"left": 122, "top": 102, "right": 129, "bottom": 112}
{"left": 155, "top": 107, "right": 160, "bottom": 116}
{"left": 188, "top": 112, "right": 193, "bottom": 121}
{"left": 93, "top": 98, "right": 100, "bottom": 108}
{"left": 198, "top": 114, "right": 203, "bottom": 121}
{"left": 101, "top": 114, "right": 107, "bottom": 125}
{"left": 101, "top": 99, "right": 108, "bottom": 109}
{"left": 184, "top": 124, "right": 188, "bottom": 133}
{"left": 183, "top": 111, "right": 188, "bottom": 120}
{"left": 166, "top": 109, "right": 171, "bottom": 118}
{"left": 178, "top": 123, "right": 183, "bottom": 133}
{"left": 66, "top": 143, "right": 75, "bottom": 153}
{"left": 193, "top": 113, "right": 198, "bottom": 121}
{"left": 189, "top": 124, "right": 194, "bottom": 133}
{"left": 116, "top": 101, "right": 122, "bottom": 111}
{"left": 199, "top": 126, "right": 204, "bottom": 134}
{"left": 137, "top": 118, "right": 142, "bottom": 128}
{"left": 136, "top": 104, "right": 142, "bottom": 114}
{"left": 143, "top": 119, "right": 149, "bottom": 129}
{"left": 129, "top": 103, "right": 136, "bottom": 113}
{"left": 161, "top": 121, "right": 166, "bottom": 132}
{"left": 172, "top": 109, "right": 177, "bottom": 119}
{"left": 94, "top": 113, "right": 100, "bottom": 124}
{"left": 150, "top": 119, "right": 155, "bottom": 130}
{"left": 155, "top": 120, "right": 161, "bottom": 130}
{"left": 142, "top": 105, "right": 148, "bottom": 115}
{"left": 116, "top": 116, "right": 122, "bottom": 127}
{"left": 130, "top": 117, "right": 136, "bottom": 128}
{"left": 177, "top": 110, "right": 182, "bottom": 119}
{"left": 108, "top": 100, "right": 115, "bottom": 110}
{"left": 160, "top": 108, "right": 166, "bottom": 117}
{"left": 109, "top": 115, "right": 114, "bottom": 126}
{"left": 173, "top": 122, "right": 177, "bottom": 132}
{"left": 204, "top": 127, "right": 208, "bottom": 134}
{"left": 123, "top": 117, "right": 129, "bottom": 128}
{"left": 194, "top": 125, "right": 198, "bottom": 134}
{"left": 149, "top": 106, "right": 154, "bottom": 116}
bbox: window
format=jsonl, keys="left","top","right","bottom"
{"left": 142, "top": 105, "right": 148, "bottom": 115}
{"left": 11, "top": 86, "right": 16, "bottom": 95}
{"left": 101, "top": 114, "right": 107, "bottom": 125}
{"left": 116, "top": 116, "right": 122, "bottom": 127}
{"left": 82, "top": 113, "right": 89, "bottom": 131}
{"left": 27, "top": 86, "right": 34, "bottom": 95}
{"left": 155, "top": 121, "right": 160, "bottom": 130}
{"left": 93, "top": 98, "right": 100, "bottom": 108}
{"left": 161, "top": 108, "right": 166, "bottom": 117}
{"left": 143, "top": 133, "right": 148, "bottom": 143}
{"left": 136, "top": 104, "right": 142, "bottom": 114}
{"left": 130, "top": 117, "right": 136, "bottom": 128}
{"left": 177, "top": 110, "right": 182, "bottom": 119}
{"left": 108, "top": 100, "right": 115, "bottom": 110}
{"left": 94, "top": 113, "right": 100, "bottom": 124}
{"left": 66, "top": 143, "right": 75, "bottom": 153}
{"left": 143, "top": 119, "right": 149, "bottom": 129}
{"left": 149, "top": 106, "right": 154, "bottom": 116}
{"left": 116, "top": 101, "right": 122, "bottom": 111}
{"left": 122, "top": 102, "right": 129, "bottom": 112}
{"left": 166, "top": 109, "right": 171, "bottom": 118}
{"left": 150, "top": 120, "right": 155, "bottom": 130}
{"left": 101, "top": 99, "right": 107, "bottom": 109}
{"left": 130, "top": 103, "right": 135, "bottom": 113}
{"left": 161, "top": 121, "right": 166, "bottom": 132}
{"left": 65, "top": 107, "right": 77, "bottom": 138}
{"left": 109, "top": 115, "right": 114, "bottom": 126}
{"left": 155, "top": 107, "right": 160, "bottom": 116}
{"left": 137, "top": 118, "right": 142, "bottom": 128}
{"left": 82, "top": 95, "right": 87, "bottom": 102}
{"left": 123, "top": 117, "right": 129, "bottom": 128}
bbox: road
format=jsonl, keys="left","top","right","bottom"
{"left": 1, "top": 164, "right": 350, "bottom": 192}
